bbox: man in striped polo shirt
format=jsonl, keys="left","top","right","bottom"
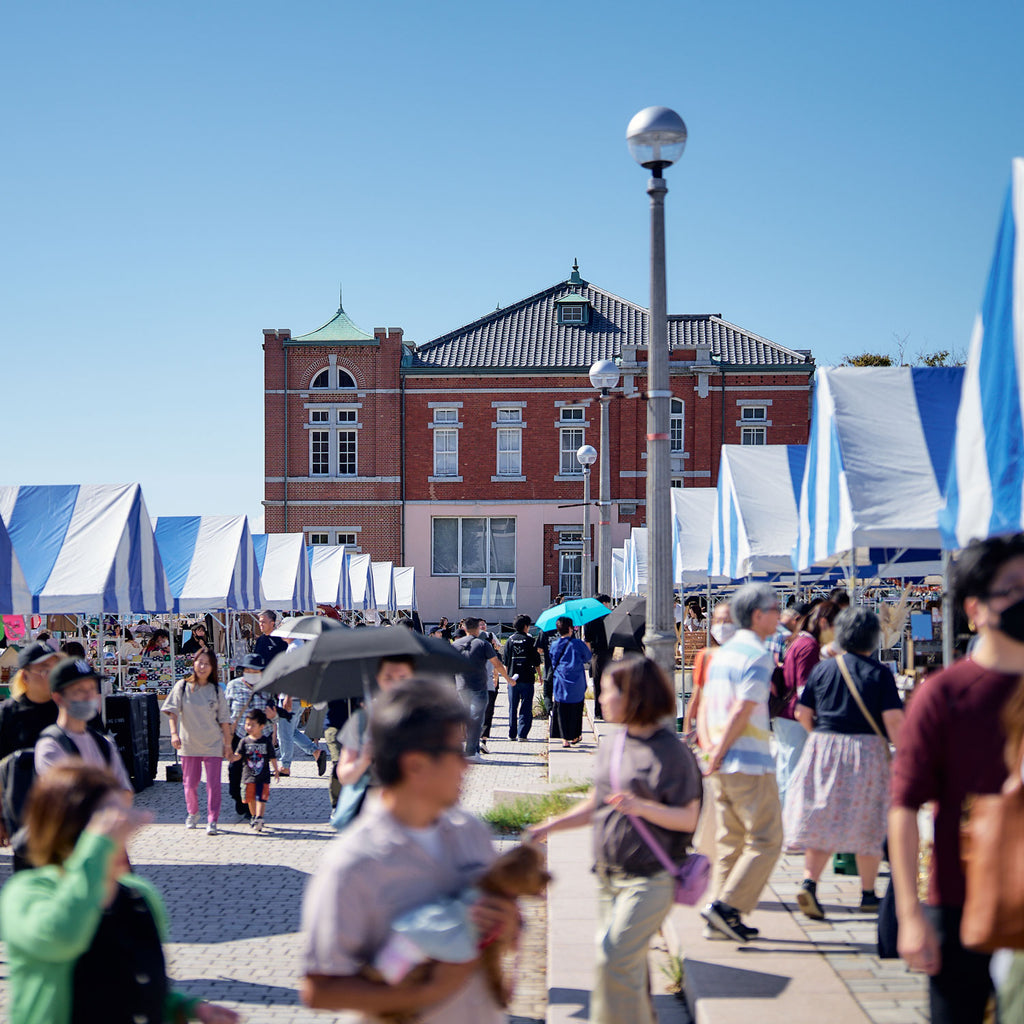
{"left": 699, "top": 582, "right": 783, "bottom": 942}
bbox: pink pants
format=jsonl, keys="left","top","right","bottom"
{"left": 181, "top": 756, "right": 223, "bottom": 823}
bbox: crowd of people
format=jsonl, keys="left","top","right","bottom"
{"left": 2, "top": 541, "right": 1024, "bottom": 1022}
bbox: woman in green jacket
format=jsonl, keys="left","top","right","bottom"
{"left": 0, "top": 761, "right": 239, "bottom": 1024}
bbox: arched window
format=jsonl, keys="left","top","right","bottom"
{"left": 670, "top": 398, "right": 685, "bottom": 452}
{"left": 337, "top": 368, "right": 356, "bottom": 389}
{"left": 310, "top": 368, "right": 330, "bottom": 389}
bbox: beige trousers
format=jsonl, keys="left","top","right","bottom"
{"left": 708, "top": 771, "right": 783, "bottom": 914}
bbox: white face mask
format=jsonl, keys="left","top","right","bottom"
{"left": 710, "top": 622, "right": 736, "bottom": 645}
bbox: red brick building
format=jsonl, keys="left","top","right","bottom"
{"left": 263, "top": 266, "right": 815, "bottom": 622}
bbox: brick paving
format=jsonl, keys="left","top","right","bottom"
{"left": 0, "top": 689, "right": 549, "bottom": 1023}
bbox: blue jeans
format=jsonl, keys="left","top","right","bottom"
{"left": 277, "top": 711, "right": 318, "bottom": 768}
{"left": 773, "top": 716, "right": 808, "bottom": 810}
{"left": 508, "top": 681, "right": 535, "bottom": 739}
{"left": 458, "top": 688, "right": 488, "bottom": 756}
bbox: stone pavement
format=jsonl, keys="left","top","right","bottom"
{"left": 544, "top": 706, "right": 930, "bottom": 1024}
{"left": 0, "top": 691, "right": 550, "bottom": 1023}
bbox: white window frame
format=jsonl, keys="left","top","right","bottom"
{"left": 496, "top": 407, "right": 522, "bottom": 423}
{"left": 741, "top": 405, "right": 767, "bottom": 421}
{"left": 741, "top": 426, "right": 767, "bottom": 446}
{"left": 337, "top": 368, "right": 357, "bottom": 389}
{"left": 560, "top": 426, "right": 584, "bottom": 475}
{"left": 310, "top": 368, "right": 330, "bottom": 389}
{"left": 560, "top": 304, "right": 585, "bottom": 324}
{"left": 308, "top": 532, "right": 330, "bottom": 545}
{"left": 496, "top": 426, "right": 522, "bottom": 476}
{"left": 558, "top": 549, "right": 582, "bottom": 597}
{"left": 337, "top": 429, "right": 358, "bottom": 476}
{"left": 670, "top": 398, "right": 685, "bottom": 453}
{"left": 434, "top": 427, "right": 459, "bottom": 477}
{"left": 310, "top": 430, "right": 330, "bottom": 475}
{"left": 309, "top": 408, "right": 330, "bottom": 425}
{"left": 430, "top": 517, "right": 517, "bottom": 608}
{"left": 433, "top": 407, "right": 459, "bottom": 424}
{"left": 560, "top": 406, "right": 585, "bottom": 422}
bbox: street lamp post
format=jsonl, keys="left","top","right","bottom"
{"left": 627, "top": 105, "right": 687, "bottom": 687}
{"left": 589, "top": 359, "right": 620, "bottom": 597}
{"left": 576, "top": 444, "right": 598, "bottom": 598}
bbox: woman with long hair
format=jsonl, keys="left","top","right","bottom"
{"left": 142, "top": 629, "right": 170, "bottom": 656}
{"left": 528, "top": 657, "right": 703, "bottom": 1023}
{"left": 784, "top": 607, "right": 904, "bottom": 917}
{"left": 160, "top": 651, "right": 232, "bottom": 835}
{"left": 774, "top": 599, "right": 840, "bottom": 808}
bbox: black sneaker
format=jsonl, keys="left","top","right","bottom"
{"left": 859, "top": 891, "right": 881, "bottom": 911}
{"left": 316, "top": 749, "right": 328, "bottom": 777}
{"left": 796, "top": 880, "right": 826, "bottom": 920}
{"left": 700, "top": 901, "right": 758, "bottom": 943}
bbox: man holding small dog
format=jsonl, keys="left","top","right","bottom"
{"left": 300, "top": 678, "right": 520, "bottom": 1022}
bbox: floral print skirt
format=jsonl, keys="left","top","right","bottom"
{"left": 782, "top": 731, "right": 890, "bottom": 857}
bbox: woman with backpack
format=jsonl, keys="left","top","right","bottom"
{"left": 160, "top": 652, "right": 231, "bottom": 835}
{"left": 503, "top": 615, "right": 541, "bottom": 741}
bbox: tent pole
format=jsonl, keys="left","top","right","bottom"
{"left": 706, "top": 580, "right": 711, "bottom": 647}
{"left": 942, "top": 551, "right": 954, "bottom": 669}
{"left": 849, "top": 550, "right": 857, "bottom": 605}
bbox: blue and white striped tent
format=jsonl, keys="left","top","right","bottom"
{"left": 795, "top": 366, "right": 964, "bottom": 570}
{"left": 710, "top": 446, "right": 807, "bottom": 580}
{"left": 624, "top": 528, "right": 648, "bottom": 596}
{"left": 0, "top": 484, "right": 171, "bottom": 614}
{"left": 348, "top": 553, "right": 379, "bottom": 618}
{"left": 941, "top": 159, "right": 1024, "bottom": 548}
{"left": 371, "top": 561, "right": 397, "bottom": 615}
{"left": 252, "top": 533, "right": 315, "bottom": 612}
{"left": 153, "top": 515, "right": 265, "bottom": 613}
{"left": 611, "top": 548, "right": 625, "bottom": 602}
{"left": 393, "top": 566, "right": 417, "bottom": 611}
{"left": 0, "top": 510, "right": 35, "bottom": 616}
{"left": 307, "top": 545, "right": 353, "bottom": 609}
{"left": 672, "top": 487, "right": 728, "bottom": 587}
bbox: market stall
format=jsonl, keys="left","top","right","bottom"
{"left": 393, "top": 566, "right": 417, "bottom": 612}
{"left": 371, "top": 561, "right": 397, "bottom": 617}
{"left": 308, "top": 544, "right": 353, "bottom": 612}
{"left": 348, "top": 552, "right": 379, "bottom": 623}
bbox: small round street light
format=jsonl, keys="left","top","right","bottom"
{"left": 589, "top": 360, "right": 620, "bottom": 598}
{"left": 589, "top": 359, "right": 620, "bottom": 392}
{"left": 576, "top": 445, "right": 598, "bottom": 598}
{"left": 626, "top": 106, "right": 688, "bottom": 174}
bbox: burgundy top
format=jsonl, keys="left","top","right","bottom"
{"left": 782, "top": 632, "right": 820, "bottom": 718}
{"left": 890, "top": 658, "right": 1020, "bottom": 907}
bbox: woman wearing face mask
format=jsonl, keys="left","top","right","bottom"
{"left": 773, "top": 600, "right": 840, "bottom": 808}
{"left": 683, "top": 601, "right": 732, "bottom": 739}
{"left": 0, "top": 761, "right": 239, "bottom": 1024}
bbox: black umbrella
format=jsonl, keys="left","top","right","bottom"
{"left": 254, "top": 625, "right": 470, "bottom": 702}
{"left": 604, "top": 595, "right": 647, "bottom": 651}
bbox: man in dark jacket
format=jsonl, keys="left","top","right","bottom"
{"left": 503, "top": 615, "right": 541, "bottom": 741}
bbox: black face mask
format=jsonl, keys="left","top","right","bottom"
{"left": 996, "top": 595, "right": 1024, "bottom": 645}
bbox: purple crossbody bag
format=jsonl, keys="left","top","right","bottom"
{"left": 610, "top": 729, "right": 710, "bottom": 906}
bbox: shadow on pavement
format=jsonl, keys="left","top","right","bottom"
{"left": 684, "top": 960, "right": 790, "bottom": 998}
{"left": 142, "top": 863, "right": 309, "bottom": 941}
{"left": 171, "top": 977, "right": 303, "bottom": 1006}
{"left": 548, "top": 986, "right": 589, "bottom": 1018}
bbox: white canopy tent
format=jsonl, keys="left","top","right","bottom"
{"left": 624, "top": 528, "right": 648, "bottom": 596}
{"left": 252, "top": 533, "right": 316, "bottom": 612}
{"left": 371, "top": 562, "right": 397, "bottom": 615}
{"left": 307, "top": 545, "right": 352, "bottom": 609}
{"left": 153, "top": 515, "right": 265, "bottom": 613}
{"left": 0, "top": 484, "right": 172, "bottom": 614}
{"left": 0, "top": 511, "right": 31, "bottom": 616}
{"left": 611, "top": 549, "right": 626, "bottom": 602}
{"left": 671, "top": 487, "right": 728, "bottom": 587}
{"left": 392, "top": 566, "right": 417, "bottom": 611}
{"left": 348, "top": 553, "right": 379, "bottom": 620}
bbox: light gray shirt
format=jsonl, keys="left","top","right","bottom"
{"left": 35, "top": 728, "right": 133, "bottom": 792}
{"left": 301, "top": 801, "right": 503, "bottom": 1024}
{"left": 161, "top": 679, "right": 230, "bottom": 757}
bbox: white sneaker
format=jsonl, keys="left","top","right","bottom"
{"left": 206, "top": 822, "right": 218, "bottom": 835}
{"left": 466, "top": 754, "right": 485, "bottom": 764}
{"left": 253, "top": 817, "right": 264, "bottom": 832}
{"left": 185, "top": 814, "right": 198, "bottom": 829}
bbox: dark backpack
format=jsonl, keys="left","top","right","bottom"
{"left": 0, "top": 725, "right": 113, "bottom": 837}
{"left": 504, "top": 633, "right": 539, "bottom": 681}
{"left": 768, "top": 655, "right": 796, "bottom": 719}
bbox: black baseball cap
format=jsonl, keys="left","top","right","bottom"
{"left": 49, "top": 657, "right": 104, "bottom": 694}
{"left": 17, "top": 642, "right": 59, "bottom": 671}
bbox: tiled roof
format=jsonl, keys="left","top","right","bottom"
{"left": 406, "top": 276, "right": 812, "bottom": 372}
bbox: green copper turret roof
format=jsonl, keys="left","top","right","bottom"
{"left": 289, "top": 288, "right": 375, "bottom": 344}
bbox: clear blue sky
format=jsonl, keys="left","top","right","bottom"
{"left": 3, "top": 0, "right": 1021, "bottom": 525}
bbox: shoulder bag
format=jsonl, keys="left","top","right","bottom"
{"left": 835, "top": 655, "right": 891, "bottom": 761}
{"left": 960, "top": 732, "right": 1024, "bottom": 951}
{"left": 610, "top": 729, "right": 709, "bottom": 905}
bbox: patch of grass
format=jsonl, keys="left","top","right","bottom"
{"left": 482, "top": 785, "right": 589, "bottom": 834}
{"left": 659, "top": 952, "right": 687, "bottom": 998}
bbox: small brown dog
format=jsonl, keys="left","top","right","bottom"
{"left": 363, "top": 842, "right": 552, "bottom": 1022}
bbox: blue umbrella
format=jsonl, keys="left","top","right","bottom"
{"left": 535, "top": 598, "right": 610, "bottom": 632}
